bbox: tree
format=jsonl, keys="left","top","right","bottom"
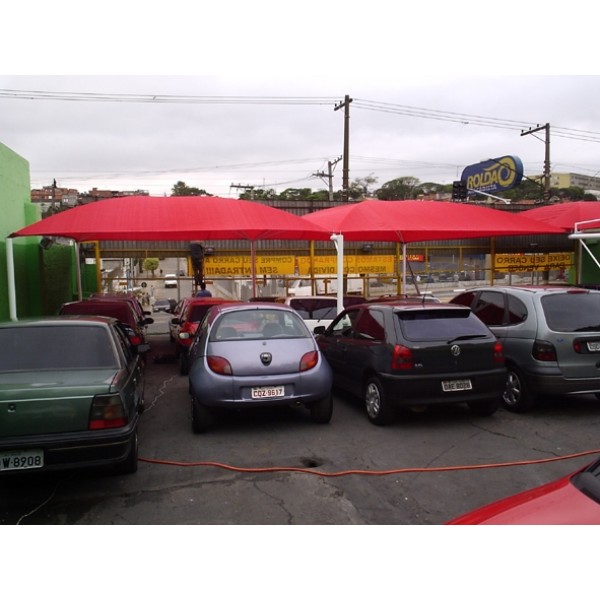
{"left": 347, "top": 174, "right": 378, "bottom": 200}
{"left": 171, "top": 181, "right": 210, "bottom": 196}
{"left": 143, "top": 257, "right": 160, "bottom": 276}
{"left": 376, "top": 176, "right": 423, "bottom": 200}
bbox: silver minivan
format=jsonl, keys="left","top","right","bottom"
{"left": 451, "top": 286, "right": 600, "bottom": 412}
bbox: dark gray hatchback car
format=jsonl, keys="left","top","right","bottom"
{"left": 451, "top": 286, "right": 600, "bottom": 412}
{"left": 315, "top": 301, "right": 507, "bottom": 425}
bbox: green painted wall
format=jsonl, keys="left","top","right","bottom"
{"left": 0, "top": 142, "right": 41, "bottom": 320}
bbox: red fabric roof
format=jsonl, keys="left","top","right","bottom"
{"left": 10, "top": 195, "right": 331, "bottom": 242}
{"left": 302, "top": 199, "right": 564, "bottom": 242}
{"left": 524, "top": 201, "right": 600, "bottom": 232}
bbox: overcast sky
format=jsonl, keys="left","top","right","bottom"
{"left": 2, "top": 2, "right": 600, "bottom": 198}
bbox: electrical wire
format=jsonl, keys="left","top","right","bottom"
{"left": 138, "top": 447, "right": 600, "bottom": 477}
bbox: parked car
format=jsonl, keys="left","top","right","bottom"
{"left": 186, "top": 303, "right": 333, "bottom": 432}
{"left": 59, "top": 298, "right": 153, "bottom": 346}
{"left": 153, "top": 298, "right": 173, "bottom": 313}
{"left": 168, "top": 297, "right": 194, "bottom": 343}
{"left": 315, "top": 301, "right": 506, "bottom": 425}
{"left": 450, "top": 286, "right": 600, "bottom": 412}
{"left": 0, "top": 316, "right": 148, "bottom": 475}
{"left": 276, "top": 295, "right": 366, "bottom": 333}
{"left": 447, "top": 458, "right": 600, "bottom": 524}
{"left": 172, "top": 297, "right": 239, "bottom": 374}
{"left": 90, "top": 291, "right": 151, "bottom": 320}
{"left": 164, "top": 274, "right": 177, "bottom": 288}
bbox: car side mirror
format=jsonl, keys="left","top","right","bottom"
{"left": 313, "top": 326, "right": 326, "bottom": 335}
{"left": 171, "top": 318, "right": 182, "bottom": 325}
{"left": 144, "top": 318, "right": 154, "bottom": 325}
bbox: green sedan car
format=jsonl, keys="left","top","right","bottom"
{"left": 0, "top": 316, "right": 149, "bottom": 475}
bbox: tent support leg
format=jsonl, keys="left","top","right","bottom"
{"left": 6, "top": 237, "right": 17, "bottom": 321}
{"left": 331, "top": 234, "right": 344, "bottom": 315}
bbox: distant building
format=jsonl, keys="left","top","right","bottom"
{"left": 532, "top": 172, "right": 600, "bottom": 198}
{"left": 31, "top": 185, "right": 149, "bottom": 211}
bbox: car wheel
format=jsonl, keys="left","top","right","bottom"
{"left": 309, "top": 392, "right": 333, "bottom": 424}
{"left": 114, "top": 429, "right": 138, "bottom": 475}
{"left": 364, "top": 377, "right": 395, "bottom": 426}
{"left": 468, "top": 398, "right": 500, "bottom": 416}
{"left": 191, "top": 397, "right": 214, "bottom": 433}
{"left": 502, "top": 365, "right": 536, "bottom": 412}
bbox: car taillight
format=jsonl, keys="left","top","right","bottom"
{"left": 300, "top": 351, "right": 319, "bottom": 372}
{"left": 207, "top": 355, "right": 233, "bottom": 375}
{"left": 130, "top": 335, "right": 142, "bottom": 345}
{"left": 532, "top": 339, "right": 557, "bottom": 361}
{"left": 391, "top": 344, "right": 414, "bottom": 370}
{"left": 493, "top": 341, "right": 505, "bottom": 364}
{"left": 89, "top": 394, "right": 128, "bottom": 430}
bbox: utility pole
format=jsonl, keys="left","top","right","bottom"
{"left": 230, "top": 183, "right": 255, "bottom": 199}
{"left": 521, "top": 123, "right": 551, "bottom": 202}
{"left": 313, "top": 156, "right": 342, "bottom": 201}
{"left": 334, "top": 95, "right": 353, "bottom": 201}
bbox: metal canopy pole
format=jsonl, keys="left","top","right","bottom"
{"left": 331, "top": 233, "right": 344, "bottom": 315}
{"left": 6, "top": 237, "right": 17, "bottom": 321}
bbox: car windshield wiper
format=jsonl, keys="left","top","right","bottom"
{"left": 447, "top": 334, "right": 488, "bottom": 343}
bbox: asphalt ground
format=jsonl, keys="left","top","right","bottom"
{"left": 3, "top": 310, "right": 596, "bottom": 595}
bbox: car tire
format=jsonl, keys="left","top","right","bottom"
{"left": 191, "top": 397, "right": 214, "bottom": 433}
{"left": 114, "top": 430, "right": 139, "bottom": 475}
{"left": 364, "top": 377, "right": 395, "bottom": 426}
{"left": 309, "top": 392, "right": 333, "bottom": 424}
{"left": 468, "top": 398, "right": 500, "bottom": 416}
{"left": 502, "top": 365, "right": 536, "bottom": 412}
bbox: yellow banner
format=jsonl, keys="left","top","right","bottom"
{"left": 494, "top": 252, "right": 573, "bottom": 272}
{"left": 204, "top": 255, "right": 296, "bottom": 276}
{"left": 297, "top": 255, "right": 396, "bottom": 275}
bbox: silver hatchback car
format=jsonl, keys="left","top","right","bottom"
{"left": 451, "top": 286, "right": 600, "bottom": 412}
{"left": 186, "top": 303, "right": 333, "bottom": 432}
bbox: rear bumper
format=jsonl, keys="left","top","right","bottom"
{"left": 0, "top": 420, "right": 138, "bottom": 474}
{"left": 379, "top": 369, "right": 507, "bottom": 408}
{"left": 523, "top": 370, "right": 600, "bottom": 397}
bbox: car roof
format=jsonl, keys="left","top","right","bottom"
{"left": 457, "top": 285, "right": 594, "bottom": 295}
{"left": 59, "top": 299, "right": 136, "bottom": 321}
{"left": 353, "top": 301, "right": 470, "bottom": 313}
{"left": 0, "top": 315, "right": 117, "bottom": 328}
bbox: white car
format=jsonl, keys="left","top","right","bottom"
{"left": 164, "top": 274, "right": 177, "bottom": 288}
{"left": 278, "top": 295, "right": 366, "bottom": 333}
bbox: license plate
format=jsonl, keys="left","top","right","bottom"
{"left": 251, "top": 386, "right": 285, "bottom": 399}
{"left": 588, "top": 342, "right": 600, "bottom": 352}
{"left": 0, "top": 449, "right": 44, "bottom": 472}
{"left": 442, "top": 379, "right": 472, "bottom": 392}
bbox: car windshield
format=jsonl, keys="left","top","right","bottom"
{"left": 0, "top": 325, "right": 118, "bottom": 371}
{"left": 541, "top": 292, "right": 600, "bottom": 332}
{"left": 211, "top": 309, "right": 310, "bottom": 340}
{"left": 397, "top": 309, "right": 490, "bottom": 342}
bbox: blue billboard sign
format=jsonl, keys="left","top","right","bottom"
{"left": 461, "top": 156, "right": 524, "bottom": 194}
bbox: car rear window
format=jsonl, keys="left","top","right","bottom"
{"left": 541, "top": 292, "right": 600, "bottom": 332}
{"left": 211, "top": 309, "right": 311, "bottom": 340}
{"left": 397, "top": 309, "right": 492, "bottom": 342}
{"left": 188, "top": 305, "right": 213, "bottom": 322}
{"left": 0, "top": 325, "right": 118, "bottom": 371}
{"left": 289, "top": 299, "right": 337, "bottom": 320}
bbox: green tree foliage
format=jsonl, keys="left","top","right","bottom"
{"left": 171, "top": 181, "right": 210, "bottom": 196}
{"left": 347, "top": 175, "right": 378, "bottom": 200}
{"left": 376, "top": 176, "right": 423, "bottom": 200}
{"left": 143, "top": 257, "right": 160, "bottom": 276}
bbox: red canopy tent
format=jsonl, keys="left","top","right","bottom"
{"left": 7, "top": 196, "right": 330, "bottom": 319}
{"left": 302, "top": 199, "right": 565, "bottom": 310}
{"left": 9, "top": 195, "right": 331, "bottom": 242}
{"left": 525, "top": 201, "right": 600, "bottom": 282}
{"left": 524, "top": 201, "right": 600, "bottom": 232}
{"left": 302, "top": 199, "right": 565, "bottom": 242}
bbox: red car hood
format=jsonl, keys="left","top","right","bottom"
{"left": 448, "top": 471, "right": 600, "bottom": 524}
